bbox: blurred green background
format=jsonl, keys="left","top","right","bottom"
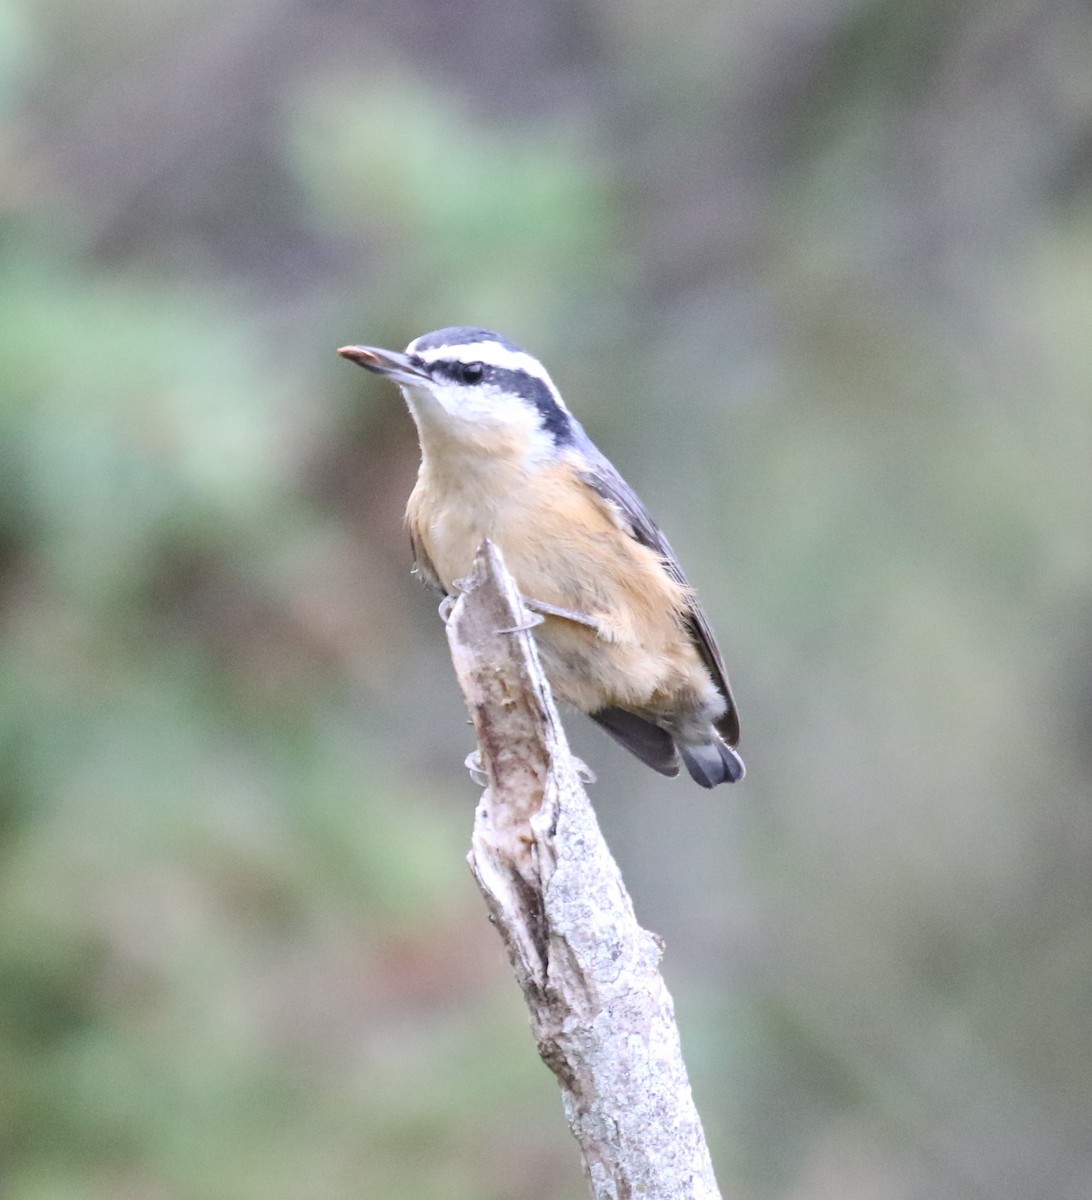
{"left": 2, "top": 0, "right": 1092, "bottom": 1197}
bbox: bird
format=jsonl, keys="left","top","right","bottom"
{"left": 338, "top": 327, "right": 744, "bottom": 787}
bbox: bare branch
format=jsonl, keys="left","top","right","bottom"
{"left": 445, "top": 540, "right": 723, "bottom": 1200}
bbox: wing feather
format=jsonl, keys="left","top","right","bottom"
{"left": 409, "top": 529, "right": 446, "bottom": 595}
{"left": 577, "top": 443, "right": 741, "bottom": 746}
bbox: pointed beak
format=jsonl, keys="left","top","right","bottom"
{"left": 337, "top": 345, "right": 430, "bottom": 387}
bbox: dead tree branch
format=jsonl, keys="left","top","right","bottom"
{"left": 445, "top": 539, "right": 722, "bottom": 1200}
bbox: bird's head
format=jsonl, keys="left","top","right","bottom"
{"left": 338, "top": 327, "right": 577, "bottom": 461}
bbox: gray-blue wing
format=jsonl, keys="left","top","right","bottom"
{"left": 409, "top": 530, "right": 446, "bottom": 595}
{"left": 576, "top": 442, "right": 741, "bottom": 747}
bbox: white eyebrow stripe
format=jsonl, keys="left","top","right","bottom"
{"left": 410, "top": 339, "right": 561, "bottom": 386}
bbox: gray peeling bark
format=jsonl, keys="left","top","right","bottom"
{"left": 445, "top": 540, "right": 722, "bottom": 1200}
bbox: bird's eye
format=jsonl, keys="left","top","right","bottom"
{"left": 455, "top": 361, "right": 485, "bottom": 385}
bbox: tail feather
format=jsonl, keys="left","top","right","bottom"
{"left": 678, "top": 738, "right": 746, "bottom": 788}
{"left": 590, "top": 707, "right": 746, "bottom": 787}
{"left": 588, "top": 707, "right": 680, "bottom": 777}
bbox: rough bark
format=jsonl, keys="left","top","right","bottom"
{"left": 445, "top": 539, "right": 722, "bottom": 1200}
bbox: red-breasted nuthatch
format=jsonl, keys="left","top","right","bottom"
{"left": 338, "top": 327, "right": 744, "bottom": 787}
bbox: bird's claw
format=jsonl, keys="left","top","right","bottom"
{"left": 498, "top": 608, "right": 545, "bottom": 634}
{"left": 572, "top": 756, "right": 597, "bottom": 784}
{"left": 465, "top": 750, "right": 489, "bottom": 787}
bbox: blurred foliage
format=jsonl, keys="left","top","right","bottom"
{"left": 1, "top": 0, "right": 1092, "bottom": 1197}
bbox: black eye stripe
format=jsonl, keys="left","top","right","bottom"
{"left": 425, "top": 361, "right": 574, "bottom": 446}
{"left": 429, "top": 359, "right": 490, "bottom": 385}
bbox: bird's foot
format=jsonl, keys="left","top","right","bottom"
{"left": 439, "top": 576, "right": 483, "bottom": 624}
{"left": 521, "top": 597, "right": 599, "bottom": 629}
{"left": 499, "top": 595, "right": 601, "bottom": 636}
{"left": 497, "top": 606, "right": 545, "bottom": 634}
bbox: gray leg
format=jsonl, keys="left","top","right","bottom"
{"left": 500, "top": 596, "right": 600, "bottom": 635}
{"left": 521, "top": 597, "right": 599, "bottom": 629}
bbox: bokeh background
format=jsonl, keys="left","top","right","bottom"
{"left": 3, "top": 0, "right": 1092, "bottom": 1197}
